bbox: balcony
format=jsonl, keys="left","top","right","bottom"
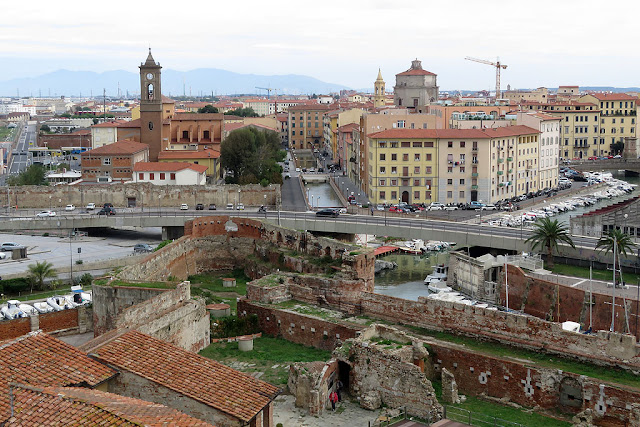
{"left": 471, "top": 185, "right": 478, "bottom": 190}
{"left": 497, "top": 158, "right": 504, "bottom": 163}
{"left": 507, "top": 157, "right": 513, "bottom": 162}
{"left": 497, "top": 171, "right": 503, "bottom": 175}
{"left": 471, "top": 173, "right": 478, "bottom": 177}
{"left": 508, "top": 169, "right": 513, "bottom": 173}
{"left": 472, "top": 146, "right": 478, "bottom": 151}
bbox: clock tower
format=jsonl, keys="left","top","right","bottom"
{"left": 139, "top": 49, "right": 163, "bottom": 161}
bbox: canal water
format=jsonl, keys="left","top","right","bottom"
{"left": 374, "top": 252, "right": 450, "bottom": 301}
{"left": 305, "top": 182, "right": 342, "bottom": 208}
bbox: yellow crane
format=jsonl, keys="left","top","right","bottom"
{"left": 464, "top": 57, "right": 508, "bottom": 99}
{"left": 255, "top": 86, "right": 275, "bottom": 99}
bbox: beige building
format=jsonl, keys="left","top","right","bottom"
{"left": 579, "top": 93, "right": 637, "bottom": 156}
{"left": 91, "top": 120, "right": 126, "bottom": 149}
{"left": 502, "top": 87, "right": 549, "bottom": 104}
{"left": 288, "top": 104, "right": 334, "bottom": 149}
{"left": 517, "top": 111, "right": 561, "bottom": 189}
{"left": 394, "top": 59, "right": 439, "bottom": 109}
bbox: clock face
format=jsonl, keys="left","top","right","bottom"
{"left": 146, "top": 73, "right": 154, "bottom": 80}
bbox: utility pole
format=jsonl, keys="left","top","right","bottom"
{"left": 103, "top": 88, "right": 106, "bottom": 124}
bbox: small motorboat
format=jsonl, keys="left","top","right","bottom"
{"left": 424, "top": 264, "right": 448, "bottom": 284}
{"left": 47, "top": 296, "right": 71, "bottom": 311}
{"left": 18, "top": 303, "right": 38, "bottom": 316}
{"left": 1, "top": 300, "right": 27, "bottom": 320}
{"left": 427, "top": 281, "right": 452, "bottom": 294}
{"left": 33, "top": 301, "right": 54, "bottom": 314}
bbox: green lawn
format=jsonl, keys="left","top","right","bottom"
{"left": 188, "top": 268, "right": 250, "bottom": 295}
{"left": 551, "top": 263, "right": 640, "bottom": 284}
{"left": 199, "top": 335, "right": 331, "bottom": 386}
{"left": 408, "top": 326, "right": 640, "bottom": 389}
{"left": 0, "top": 127, "right": 13, "bottom": 140}
{"left": 431, "top": 380, "right": 570, "bottom": 427}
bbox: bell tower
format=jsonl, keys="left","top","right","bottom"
{"left": 139, "top": 49, "right": 163, "bottom": 161}
{"left": 374, "top": 68, "right": 385, "bottom": 108}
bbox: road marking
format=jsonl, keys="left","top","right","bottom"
{"left": 571, "top": 279, "right": 587, "bottom": 288}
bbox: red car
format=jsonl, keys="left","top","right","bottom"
{"left": 588, "top": 156, "right": 598, "bottom": 160}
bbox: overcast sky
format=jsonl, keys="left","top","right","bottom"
{"left": 1, "top": 0, "right": 638, "bottom": 91}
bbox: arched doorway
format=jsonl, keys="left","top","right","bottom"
{"left": 337, "top": 361, "right": 351, "bottom": 396}
{"left": 401, "top": 191, "right": 409, "bottom": 203}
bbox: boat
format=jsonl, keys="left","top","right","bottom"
{"left": 427, "top": 281, "right": 452, "bottom": 294}
{"left": 18, "top": 303, "right": 38, "bottom": 316}
{"left": 424, "top": 264, "right": 448, "bottom": 284}
{"left": 1, "top": 300, "right": 27, "bottom": 320}
{"left": 47, "top": 296, "right": 71, "bottom": 311}
{"left": 33, "top": 301, "right": 54, "bottom": 314}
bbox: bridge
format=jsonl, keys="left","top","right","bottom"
{"left": 0, "top": 211, "right": 603, "bottom": 260}
{"left": 569, "top": 158, "right": 640, "bottom": 174}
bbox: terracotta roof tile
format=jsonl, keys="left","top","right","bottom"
{"left": 133, "top": 162, "right": 208, "bottom": 174}
{"left": 173, "top": 113, "right": 224, "bottom": 121}
{"left": 5, "top": 384, "right": 213, "bottom": 426}
{"left": 116, "top": 118, "right": 142, "bottom": 128}
{"left": 81, "top": 140, "right": 149, "bottom": 156}
{"left": 90, "top": 330, "right": 280, "bottom": 422}
{"left": 92, "top": 120, "right": 127, "bottom": 128}
{"left": 587, "top": 93, "right": 637, "bottom": 101}
{"left": 0, "top": 331, "right": 117, "bottom": 417}
{"left": 396, "top": 69, "right": 436, "bottom": 76}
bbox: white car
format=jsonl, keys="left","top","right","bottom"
{"left": 86, "top": 203, "right": 95, "bottom": 210}
{"left": 443, "top": 205, "right": 459, "bottom": 211}
{"left": 295, "top": 168, "right": 301, "bottom": 172}
{"left": 180, "top": 204, "right": 188, "bottom": 210}
{"left": 36, "top": 211, "right": 56, "bottom": 217}
{"left": 65, "top": 204, "right": 75, "bottom": 211}
{"left": 481, "top": 204, "right": 497, "bottom": 211}
{"left": 0, "top": 252, "right": 7, "bottom": 260}
{"left": 236, "top": 203, "right": 245, "bottom": 210}
{"left": 428, "top": 203, "right": 444, "bottom": 211}
{"left": 376, "top": 204, "right": 385, "bottom": 211}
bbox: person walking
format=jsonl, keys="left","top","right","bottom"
{"left": 329, "top": 390, "right": 338, "bottom": 411}
{"left": 336, "top": 379, "right": 344, "bottom": 401}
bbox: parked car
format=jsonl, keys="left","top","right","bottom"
{"left": 36, "top": 210, "right": 56, "bottom": 217}
{"left": 133, "top": 243, "right": 154, "bottom": 253}
{"left": 613, "top": 154, "right": 622, "bottom": 159}
{"left": 208, "top": 204, "right": 217, "bottom": 210}
{"left": 470, "top": 201, "right": 486, "bottom": 209}
{"left": 180, "top": 204, "right": 189, "bottom": 210}
{"left": 65, "top": 204, "right": 75, "bottom": 211}
{"left": 588, "top": 156, "right": 598, "bottom": 160}
{"left": 0, "top": 252, "right": 7, "bottom": 260}
{"left": 443, "top": 204, "right": 459, "bottom": 211}
{"left": 226, "top": 203, "right": 234, "bottom": 210}
{"left": 316, "top": 208, "right": 339, "bottom": 218}
{"left": 0, "top": 242, "right": 21, "bottom": 251}
{"left": 236, "top": 203, "right": 245, "bottom": 210}
{"left": 376, "top": 204, "right": 385, "bottom": 211}
{"left": 481, "top": 204, "right": 497, "bottom": 211}
{"left": 427, "top": 203, "right": 445, "bottom": 211}
{"left": 195, "top": 203, "right": 204, "bottom": 210}
{"left": 86, "top": 203, "right": 96, "bottom": 210}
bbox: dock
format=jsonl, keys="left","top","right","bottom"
{"left": 374, "top": 246, "right": 400, "bottom": 257}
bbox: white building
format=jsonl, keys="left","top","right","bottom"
{"left": 132, "top": 162, "right": 208, "bottom": 185}
{"left": 90, "top": 121, "right": 124, "bottom": 149}
{"left": 517, "top": 111, "right": 561, "bottom": 189}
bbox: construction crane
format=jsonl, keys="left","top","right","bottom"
{"left": 464, "top": 57, "right": 508, "bottom": 99}
{"left": 255, "top": 87, "right": 275, "bottom": 99}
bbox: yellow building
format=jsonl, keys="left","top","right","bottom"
{"left": 157, "top": 148, "right": 221, "bottom": 179}
{"left": 288, "top": 104, "right": 334, "bottom": 149}
{"left": 579, "top": 93, "right": 637, "bottom": 155}
{"left": 366, "top": 126, "right": 541, "bottom": 205}
{"left": 373, "top": 69, "right": 386, "bottom": 108}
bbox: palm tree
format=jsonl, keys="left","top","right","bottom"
{"left": 525, "top": 217, "right": 576, "bottom": 269}
{"left": 596, "top": 228, "right": 637, "bottom": 260}
{"left": 27, "top": 261, "right": 57, "bottom": 292}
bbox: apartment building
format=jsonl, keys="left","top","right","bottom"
{"left": 366, "top": 126, "right": 541, "bottom": 205}
{"left": 517, "top": 111, "right": 561, "bottom": 189}
{"left": 427, "top": 104, "right": 514, "bottom": 129}
{"left": 322, "top": 108, "right": 365, "bottom": 159}
{"left": 579, "top": 93, "right": 637, "bottom": 155}
{"left": 522, "top": 102, "right": 600, "bottom": 159}
{"left": 502, "top": 87, "right": 549, "bottom": 104}
{"left": 288, "top": 104, "right": 334, "bottom": 149}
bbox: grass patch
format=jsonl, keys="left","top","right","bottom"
{"left": 188, "top": 268, "right": 249, "bottom": 295}
{"left": 0, "top": 127, "right": 13, "bottom": 140}
{"left": 199, "top": 335, "right": 331, "bottom": 386}
{"left": 551, "top": 263, "right": 640, "bottom": 284}
{"left": 431, "top": 380, "right": 569, "bottom": 426}
{"left": 407, "top": 326, "right": 640, "bottom": 388}
{"left": 275, "top": 300, "right": 343, "bottom": 321}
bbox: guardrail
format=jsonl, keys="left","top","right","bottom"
{"left": 444, "top": 405, "right": 526, "bottom": 427}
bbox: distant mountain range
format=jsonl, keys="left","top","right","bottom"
{"left": 0, "top": 68, "right": 351, "bottom": 98}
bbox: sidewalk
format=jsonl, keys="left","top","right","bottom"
{"left": 319, "top": 151, "right": 370, "bottom": 206}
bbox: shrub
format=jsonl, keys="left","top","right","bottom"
{"left": 75, "top": 259, "right": 83, "bottom": 265}
{"left": 155, "top": 240, "right": 172, "bottom": 251}
{"left": 211, "top": 314, "right": 260, "bottom": 339}
{"left": 0, "top": 278, "right": 30, "bottom": 295}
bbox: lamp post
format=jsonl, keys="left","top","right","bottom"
{"left": 49, "top": 195, "right": 52, "bottom": 211}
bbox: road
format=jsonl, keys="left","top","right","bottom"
{"left": 280, "top": 151, "right": 307, "bottom": 211}
{"left": 9, "top": 122, "right": 36, "bottom": 175}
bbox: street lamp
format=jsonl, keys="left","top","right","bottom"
{"left": 49, "top": 195, "right": 52, "bottom": 211}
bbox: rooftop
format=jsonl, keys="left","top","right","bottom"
{"left": 89, "top": 330, "right": 280, "bottom": 422}
{"left": 81, "top": 140, "right": 148, "bottom": 156}
{"left": 133, "top": 161, "right": 208, "bottom": 174}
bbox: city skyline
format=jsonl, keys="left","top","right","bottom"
{"left": 0, "top": 0, "right": 638, "bottom": 92}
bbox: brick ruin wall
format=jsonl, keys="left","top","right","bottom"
{"left": 92, "top": 282, "right": 210, "bottom": 353}
{"left": 3, "top": 183, "right": 278, "bottom": 209}
{"left": 502, "top": 264, "right": 640, "bottom": 341}
{"left": 0, "top": 307, "right": 92, "bottom": 341}
{"left": 240, "top": 302, "right": 640, "bottom": 425}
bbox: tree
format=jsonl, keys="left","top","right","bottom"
{"left": 197, "top": 105, "right": 219, "bottom": 113}
{"left": 610, "top": 140, "right": 624, "bottom": 156}
{"left": 27, "top": 261, "right": 57, "bottom": 292}
{"left": 7, "top": 164, "right": 47, "bottom": 186}
{"left": 525, "top": 217, "right": 575, "bottom": 269}
{"left": 226, "top": 107, "right": 259, "bottom": 117}
{"left": 220, "top": 127, "right": 284, "bottom": 185}
{"left": 596, "top": 228, "right": 637, "bottom": 260}
{"left": 39, "top": 124, "right": 51, "bottom": 133}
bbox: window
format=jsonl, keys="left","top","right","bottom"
{"left": 426, "top": 191, "right": 432, "bottom": 199}
{"left": 160, "top": 173, "right": 165, "bottom": 180}
{"left": 414, "top": 154, "right": 420, "bottom": 161}
{"left": 426, "top": 166, "right": 432, "bottom": 174}
{"left": 203, "top": 130, "right": 210, "bottom": 139}
{"left": 397, "top": 120, "right": 405, "bottom": 128}
{"left": 402, "top": 167, "right": 409, "bottom": 176}
{"left": 138, "top": 173, "right": 144, "bottom": 180}
{"left": 378, "top": 142, "right": 387, "bottom": 148}
{"left": 448, "top": 141, "right": 453, "bottom": 147}
{"left": 391, "top": 191, "right": 397, "bottom": 199}
{"left": 170, "top": 173, "right": 176, "bottom": 180}
{"left": 391, "top": 179, "right": 398, "bottom": 186}
{"left": 414, "top": 191, "right": 420, "bottom": 199}
{"left": 459, "top": 191, "right": 465, "bottom": 198}
{"left": 391, "top": 154, "right": 397, "bottom": 161}
{"left": 390, "top": 142, "right": 398, "bottom": 148}
{"left": 447, "top": 191, "right": 453, "bottom": 198}
{"left": 102, "top": 158, "right": 111, "bottom": 165}
{"left": 460, "top": 166, "right": 465, "bottom": 173}
{"left": 182, "top": 130, "right": 189, "bottom": 139}
{"left": 150, "top": 173, "right": 154, "bottom": 180}
{"left": 426, "top": 154, "right": 432, "bottom": 161}
{"left": 414, "top": 179, "right": 420, "bottom": 186}
{"left": 391, "top": 166, "right": 397, "bottom": 174}
{"left": 425, "top": 141, "right": 434, "bottom": 147}
{"left": 447, "top": 167, "right": 453, "bottom": 173}
{"left": 401, "top": 142, "right": 410, "bottom": 147}
{"left": 402, "top": 153, "right": 409, "bottom": 161}
{"left": 412, "top": 142, "right": 422, "bottom": 147}
{"left": 447, "top": 179, "right": 453, "bottom": 185}
{"left": 460, "top": 141, "right": 466, "bottom": 147}
{"left": 379, "top": 179, "right": 386, "bottom": 186}
{"left": 379, "top": 191, "right": 386, "bottom": 199}
{"left": 379, "top": 167, "right": 386, "bottom": 174}
{"left": 380, "top": 153, "right": 386, "bottom": 161}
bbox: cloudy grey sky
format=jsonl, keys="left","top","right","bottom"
{"left": 1, "top": 0, "right": 638, "bottom": 90}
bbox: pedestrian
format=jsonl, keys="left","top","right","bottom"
{"left": 329, "top": 390, "right": 338, "bottom": 411}
{"left": 370, "top": 206, "right": 374, "bottom": 216}
{"left": 336, "top": 379, "right": 343, "bottom": 401}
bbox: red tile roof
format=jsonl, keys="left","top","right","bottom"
{"left": 134, "top": 162, "right": 208, "bottom": 174}
{"left": 481, "top": 125, "right": 539, "bottom": 137}
{"left": 89, "top": 330, "right": 280, "bottom": 423}
{"left": 0, "top": 331, "right": 117, "bottom": 416}
{"left": 81, "top": 140, "right": 149, "bottom": 156}
{"left": 6, "top": 384, "right": 213, "bottom": 426}
{"left": 92, "top": 120, "right": 127, "bottom": 128}
{"left": 117, "top": 118, "right": 142, "bottom": 128}
{"left": 587, "top": 93, "right": 637, "bottom": 101}
{"left": 158, "top": 149, "right": 220, "bottom": 160}
{"left": 396, "top": 69, "right": 436, "bottom": 76}
{"left": 173, "top": 113, "right": 224, "bottom": 121}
